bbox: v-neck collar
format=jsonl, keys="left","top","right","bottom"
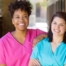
{"left": 49, "top": 42, "right": 63, "bottom": 55}
{"left": 8, "top": 30, "right": 29, "bottom": 46}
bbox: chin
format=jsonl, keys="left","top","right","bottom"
{"left": 20, "top": 29, "right": 27, "bottom": 31}
{"left": 53, "top": 33, "right": 60, "bottom": 36}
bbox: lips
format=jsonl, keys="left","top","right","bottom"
{"left": 19, "top": 23, "right": 24, "bottom": 26}
{"left": 54, "top": 29, "right": 60, "bottom": 33}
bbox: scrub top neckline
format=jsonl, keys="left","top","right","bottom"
{"left": 8, "top": 30, "right": 29, "bottom": 46}
{"left": 49, "top": 42, "right": 63, "bottom": 55}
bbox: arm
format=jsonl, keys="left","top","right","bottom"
{"left": 0, "top": 64, "right": 6, "bottom": 66}
{"left": 33, "top": 33, "right": 47, "bottom": 47}
{"left": 28, "top": 59, "right": 41, "bottom": 66}
{"left": 64, "top": 57, "right": 66, "bottom": 66}
{"left": 29, "top": 40, "right": 42, "bottom": 66}
{"left": 0, "top": 40, "right": 6, "bottom": 66}
{"left": 32, "top": 29, "right": 47, "bottom": 47}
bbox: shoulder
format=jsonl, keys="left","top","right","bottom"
{"left": 27, "top": 28, "right": 43, "bottom": 32}
{"left": 38, "top": 38, "right": 49, "bottom": 44}
{"left": 0, "top": 32, "right": 11, "bottom": 43}
{"left": 27, "top": 28, "right": 38, "bottom": 32}
{"left": 59, "top": 42, "right": 66, "bottom": 53}
{"left": 62, "top": 42, "right": 66, "bottom": 48}
{"left": 27, "top": 28, "right": 47, "bottom": 34}
{"left": 32, "top": 38, "right": 50, "bottom": 53}
{"left": 35, "top": 38, "right": 49, "bottom": 48}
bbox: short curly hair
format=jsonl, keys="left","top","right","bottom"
{"left": 8, "top": 0, "right": 32, "bottom": 18}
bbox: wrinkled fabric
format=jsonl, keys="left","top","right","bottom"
{"left": 31, "top": 38, "right": 66, "bottom": 66}
{"left": 0, "top": 29, "right": 46, "bottom": 66}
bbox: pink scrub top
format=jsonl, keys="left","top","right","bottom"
{"left": 0, "top": 29, "right": 46, "bottom": 66}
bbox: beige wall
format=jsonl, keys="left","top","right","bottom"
{"left": 2, "top": 0, "right": 14, "bottom": 36}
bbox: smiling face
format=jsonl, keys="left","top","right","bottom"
{"left": 51, "top": 17, "right": 66, "bottom": 37}
{"left": 12, "top": 9, "right": 29, "bottom": 31}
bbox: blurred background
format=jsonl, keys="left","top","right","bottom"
{"left": 0, "top": 0, "right": 66, "bottom": 37}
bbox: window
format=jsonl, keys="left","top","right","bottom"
{"left": 28, "top": 0, "right": 66, "bottom": 32}
{"left": 28, "top": 0, "right": 48, "bottom": 32}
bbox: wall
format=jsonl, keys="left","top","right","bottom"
{"left": 46, "top": 0, "right": 66, "bottom": 32}
{"left": 2, "top": 0, "right": 14, "bottom": 36}
{"left": 65, "top": 0, "right": 66, "bottom": 12}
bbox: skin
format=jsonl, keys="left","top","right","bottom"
{"left": 51, "top": 17, "right": 66, "bottom": 38}
{"left": 0, "top": 9, "right": 29, "bottom": 66}
{"left": 11, "top": 9, "right": 47, "bottom": 45}
{"left": 11, "top": 9, "right": 29, "bottom": 44}
{"left": 0, "top": 65, "right": 6, "bottom": 66}
{"left": 51, "top": 17, "right": 66, "bottom": 52}
{"left": 29, "top": 59, "right": 41, "bottom": 66}
{"left": 33, "top": 34, "right": 47, "bottom": 47}
{"left": 28, "top": 17, "right": 66, "bottom": 66}
{"left": 0, "top": 9, "right": 47, "bottom": 66}
{"left": 12, "top": 9, "right": 29, "bottom": 32}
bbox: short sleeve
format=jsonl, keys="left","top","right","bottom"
{"left": 30, "top": 39, "right": 43, "bottom": 59}
{"left": 30, "top": 38, "right": 46, "bottom": 59}
{"left": 36, "top": 29, "right": 47, "bottom": 36}
{"left": 64, "top": 56, "right": 66, "bottom": 64}
{"left": 0, "top": 39, "right": 6, "bottom": 64}
{"left": 30, "top": 43, "right": 39, "bottom": 59}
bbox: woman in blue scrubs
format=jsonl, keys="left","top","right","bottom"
{"left": 29, "top": 12, "right": 66, "bottom": 66}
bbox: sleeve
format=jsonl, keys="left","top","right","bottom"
{"left": 36, "top": 29, "right": 47, "bottom": 36}
{"left": 30, "top": 39, "right": 43, "bottom": 59}
{"left": 30, "top": 43, "right": 39, "bottom": 59}
{"left": 0, "top": 39, "right": 6, "bottom": 64}
{"left": 64, "top": 56, "right": 66, "bottom": 64}
{"left": 30, "top": 38, "right": 46, "bottom": 59}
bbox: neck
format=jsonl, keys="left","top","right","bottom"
{"left": 52, "top": 35, "right": 63, "bottom": 44}
{"left": 12, "top": 29, "right": 28, "bottom": 38}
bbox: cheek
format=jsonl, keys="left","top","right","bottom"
{"left": 12, "top": 20, "right": 16, "bottom": 27}
{"left": 60, "top": 27, "right": 66, "bottom": 33}
{"left": 12, "top": 19, "right": 17, "bottom": 25}
{"left": 51, "top": 24, "right": 54, "bottom": 29}
{"left": 12, "top": 19, "right": 14, "bottom": 25}
{"left": 51, "top": 24, "right": 55, "bottom": 33}
{"left": 25, "top": 20, "right": 29, "bottom": 25}
{"left": 12, "top": 18, "right": 14, "bottom": 22}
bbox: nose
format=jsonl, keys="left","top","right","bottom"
{"left": 19, "top": 17, "right": 24, "bottom": 21}
{"left": 55, "top": 25, "right": 60, "bottom": 29}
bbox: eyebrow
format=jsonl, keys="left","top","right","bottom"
{"left": 15, "top": 14, "right": 28, "bottom": 16}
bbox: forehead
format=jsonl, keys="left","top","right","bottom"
{"left": 52, "top": 17, "right": 66, "bottom": 24}
{"left": 14, "top": 9, "right": 28, "bottom": 15}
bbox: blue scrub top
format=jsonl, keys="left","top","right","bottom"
{"left": 30, "top": 38, "right": 66, "bottom": 66}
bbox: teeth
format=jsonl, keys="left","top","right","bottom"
{"left": 54, "top": 30, "right": 59, "bottom": 33}
{"left": 19, "top": 24, "right": 24, "bottom": 26}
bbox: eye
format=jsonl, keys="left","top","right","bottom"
{"left": 16, "top": 16, "right": 20, "bottom": 18}
{"left": 23, "top": 15, "right": 28, "bottom": 19}
{"left": 60, "top": 24, "right": 64, "bottom": 26}
{"left": 52, "top": 22, "right": 57, "bottom": 25}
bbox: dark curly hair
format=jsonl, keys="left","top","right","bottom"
{"left": 48, "top": 12, "right": 66, "bottom": 43}
{"left": 8, "top": 0, "right": 32, "bottom": 18}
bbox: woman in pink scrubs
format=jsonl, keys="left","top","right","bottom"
{"left": 0, "top": 0, "right": 47, "bottom": 66}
